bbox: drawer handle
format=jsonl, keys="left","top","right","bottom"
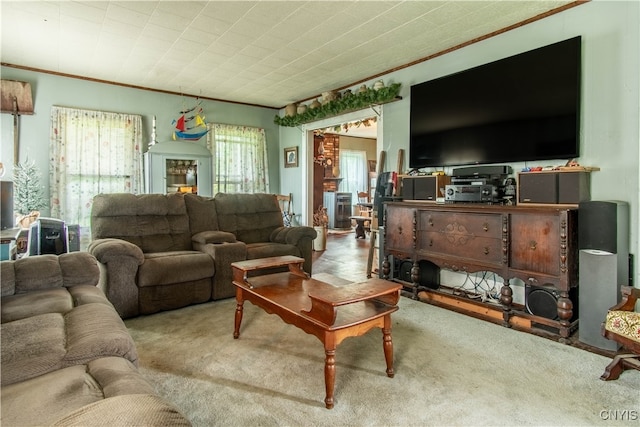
{"left": 429, "top": 239, "right": 433, "bottom": 247}
{"left": 397, "top": 226, "right": 403, "bottom": 235}
{"left": 428, "top": 218, "right": 434, "bottom": 227}
{"left": 483, "top": 247, "right": 489, "bottom": 255}
{"left": 483, "top": 223, "right": 489, "bottom": 232}
{"left": 529, "top": 240, "right": 537, "bottom": 250}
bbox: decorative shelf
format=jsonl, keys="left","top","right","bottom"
{"left": 274, "top": 83, "right": 402, "bottom": 127}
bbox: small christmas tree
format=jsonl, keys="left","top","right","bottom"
{"left": 13, "top": 158, "right": 47, "bottom": 216}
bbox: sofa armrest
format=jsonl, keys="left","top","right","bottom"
{"left": 1, "top": 252, "right": 100, "bottom": 297}
{"left": 270, "top": 226, "right": 317, "bottom": 275}
{"left": 87, "top": 238, "right": 145, "bottom": 318}
{"left": 88, "top": 238, "right": 144, "bottom": 264}
{"left": 192, "top": 230, "right": 237, "bottom": 245}
{"left": 194, "top": 241, "right": 247, "bottom": 300}
{"left": 270, "top": 226, "right": 317, "bottom": 245}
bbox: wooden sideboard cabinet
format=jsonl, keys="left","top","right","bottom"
{"left": 382, "top": 202, "right": 579, "bottom": 339}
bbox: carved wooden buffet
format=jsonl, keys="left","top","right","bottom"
{"left": 382, "top": 202, "right": 579, "bottom": 339}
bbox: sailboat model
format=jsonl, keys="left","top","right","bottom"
{"left": 172, "top": 99, "right": 209, "bottom": 141}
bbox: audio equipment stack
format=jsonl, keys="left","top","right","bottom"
{"left": 444, "top": 165, "right": 512, "bottom": 204}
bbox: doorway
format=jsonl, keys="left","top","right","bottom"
{"left": 303, "top": 112, "right": 379, "bottom": 228}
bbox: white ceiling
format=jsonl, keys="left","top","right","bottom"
{"left": 1, "top": 1, "right": 577, "bottom": 110}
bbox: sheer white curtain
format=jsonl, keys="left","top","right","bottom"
{"left": 49, "top": 106, "right": 143, "bottom": 244}
{"left": 207, "top": 123, "right": 269, "bottom": 194}
{"left": 339, "top": 149, "right": 367, "bottom": 202}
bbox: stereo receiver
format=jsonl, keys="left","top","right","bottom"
{"left": 445, "top": 184, "right": 501, "bottom": 203}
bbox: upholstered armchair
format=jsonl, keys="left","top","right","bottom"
{"left": 600, "top": 286, "right": 640, "bottom": 380}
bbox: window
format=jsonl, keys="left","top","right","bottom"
{"left": 49, "top": 106, "right": 143, "bottom": 247}
{"left": 338, "top": 149, "right": 368, "bottom": 202}
{"left": 208, "top": 124, "right": 269, "bottom": 194}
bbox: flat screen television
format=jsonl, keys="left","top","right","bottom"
{"left": 409, "top": 36, "right": 581, "bottom": 169}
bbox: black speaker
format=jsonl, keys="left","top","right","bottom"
{"left": 413, "top": 176, "right": 437, "bottom": 201}
{"left": 401, "top": 177, "right": 415, "bottom": 199}
{"left": 452, "top": 165, "right": 511, "bottom": 177}
{"left": 525, "top": 285, "right": 578, "bottom": 321}
{"left": 396, "top": 259, "right": 439, "bottom": 289}
{"left": 579, "top": 201, "right": 627, "bottom": 254}
{"left": 518, "top": 173, "right": 557, "bottom": 204}
{"left": 558, "top": 172, "right": 590, "bottom": 204}
{"left": 578, "top": 200, "right": 629, "bottom": 350}
{"left": 519, "top": 172, "right": 591, "bottom": 205}
{"left": 401, "top": 176, "right": 450, "bottom": 201}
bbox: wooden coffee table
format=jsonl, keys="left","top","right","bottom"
{"left": 231, "top": 255, "right": 402, "bottom": 409}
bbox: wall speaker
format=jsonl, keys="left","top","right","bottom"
{"left": 578, "top": 200, "right": 629, "bottom": 350}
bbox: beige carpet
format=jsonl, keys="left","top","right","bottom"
{"left": 126, "top": 281, "right": 638, "bottom": 426}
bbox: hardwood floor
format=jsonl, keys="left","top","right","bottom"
{"left": 311, "top": 230, "right": 374, "bottom": 283}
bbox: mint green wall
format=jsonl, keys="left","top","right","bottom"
{"left": 278, "top": 1, "right": 640, "bottom": 284}
{"left": 0, "top": 67, "right": 280, "bottom": 216}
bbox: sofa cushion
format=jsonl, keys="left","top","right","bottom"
{"left": 214, "top": 193, "right": 283, "bottom": 244}
{"left": 1, "top": 303, "right": 138, "bottom": 386}
{"left": 1, "top": 313, "right": 67, "bottom": 386}
{"left": 91, "top": 193, "right": 192, "bottom": 253}
{"left": 605, "top": 310, "right": 640, "bottom": 343}
{"left": 64, "top": 303, "right": 139, "bottom": 366}
{"left": 1, "top": 288, "right": 73, "bottom": 323}
{"left": 1, "top": 285, "right": 113, "bottom": 323}
{"left": 184, "top": 193, "right": 219, "bottom": 234}
{"left": 1, "top": 253, "right": 100, "bottom": 297}
{"left": 137, "top": 251, "right": 215, "bottom": 287}
{"left": 1, "top": 357, "right": 189, "bottom": 426}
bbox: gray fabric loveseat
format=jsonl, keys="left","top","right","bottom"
{"left": 0, "top": 252, "right": 190, "bottom": 426}
{"left": 89, "top": 192, "right": 316, "bottom": 318}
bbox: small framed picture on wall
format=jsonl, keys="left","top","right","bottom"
{"left": 284, "top": 146, "right": 298, "bottom": 168}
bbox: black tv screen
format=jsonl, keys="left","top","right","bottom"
{"left": 409, "top": 36, "right": 581, "bottom": 169}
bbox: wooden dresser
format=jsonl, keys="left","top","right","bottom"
{"left": 382, "top": 202, "right": 579, "bottom": 339}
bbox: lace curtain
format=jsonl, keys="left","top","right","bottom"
{"left": 207, "top": 123, "right": 269, "bottom": 194}
{"left": 49, "top": 106, "right": 143, "bottom": 242}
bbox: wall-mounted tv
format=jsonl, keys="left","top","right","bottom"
{"left": 409, "top": 36, "right": 581, "bottom": 169}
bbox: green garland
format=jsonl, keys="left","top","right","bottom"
{"left": 274, "top": 83, "right": 402, "bottom": 127}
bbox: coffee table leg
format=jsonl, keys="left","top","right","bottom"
{"left": 234, "top": 294, "right": 244, "bottom": 339}
{"left": 382, "top": 314, "right": 394, "bottom": 378}
{"left": 324, "top": 347, "right": 336, "bottom": 409}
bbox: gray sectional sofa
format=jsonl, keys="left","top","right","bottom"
{"left": 0, "top": 252, "right": 190, "bottom": 426}
{"left": 89, "top": 192, "right": 317, "bottom": 318}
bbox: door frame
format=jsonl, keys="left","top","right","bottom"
{"left": 299, "top": 108, "right": 383, "bottom": 226}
